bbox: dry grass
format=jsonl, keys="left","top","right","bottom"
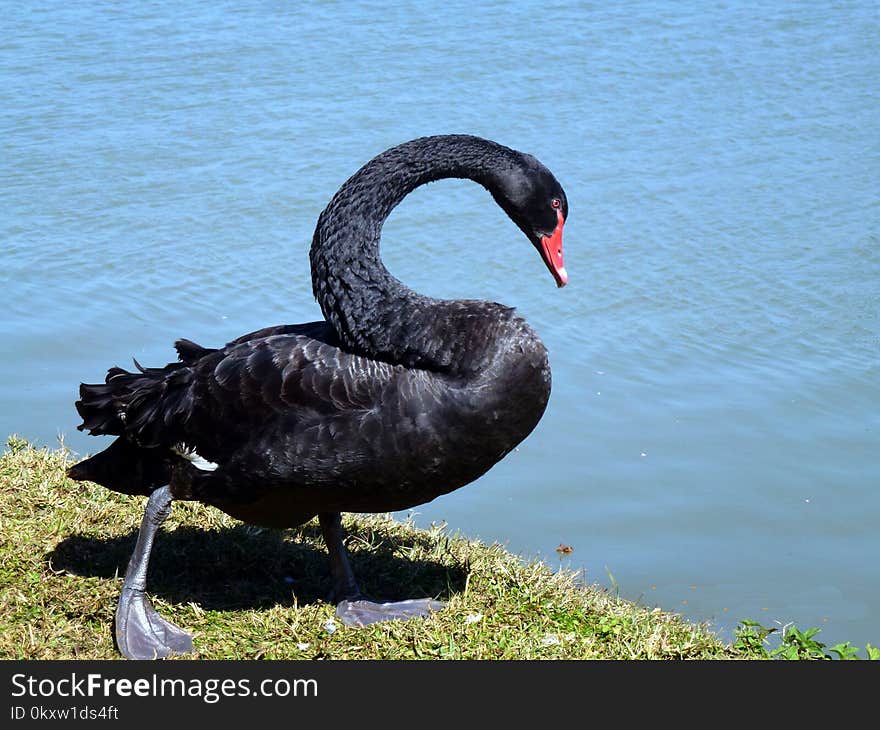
{"left": 0, "top": 437, "right": 746, "bottom": 660}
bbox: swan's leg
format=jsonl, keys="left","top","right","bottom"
{"left": 318, "top": 511, "right": 445, "bottom": 627}
{"left": 115, "top": 485, "right": 193, "bottom": 659}
{"left": 318, "top": 511, "right": 361, "bottom": 601}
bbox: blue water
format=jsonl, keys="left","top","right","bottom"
{"left": 2, "top": 1, "right": 878, "bottom": 652}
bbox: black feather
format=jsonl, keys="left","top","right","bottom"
{"left": 175, "top": 338, "right": 215, "bottom": 363}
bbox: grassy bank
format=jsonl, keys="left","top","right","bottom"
{"left": 0, "top": 438, "right": 866, "bottom": 660}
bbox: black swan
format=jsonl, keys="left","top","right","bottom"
{"left": 67, "top": 134, "right": 568, "bottom": 659}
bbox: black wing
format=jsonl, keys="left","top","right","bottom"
{"left": 73, "top": 321, "right": 442, "bottom": 499}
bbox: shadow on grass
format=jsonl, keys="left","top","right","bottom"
{"left": 47, "top": 521, "right": 466, "bottom": 612}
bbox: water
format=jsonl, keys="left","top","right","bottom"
{"left": 2, "top": 1, "right": 878, "bottom": 651}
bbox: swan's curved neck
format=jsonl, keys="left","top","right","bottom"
{"left": 309, "top": 135, "right": 521, "bottom": 372}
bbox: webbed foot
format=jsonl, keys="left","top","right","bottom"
{"left": 116, "top": 587, "right": 193, "bottom": 660}
{"left": 336, "top": 597, "right": 445, "bottom": 627}
{"left": 319, "top": 511, "right": 446, "bottom": 628}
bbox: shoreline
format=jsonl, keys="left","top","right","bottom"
{"left": 1, "top": 438, "right": 871, "bottom": 660}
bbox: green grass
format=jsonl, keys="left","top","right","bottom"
{"left": 1, "top": 437, "right": 870, "bottom": 660}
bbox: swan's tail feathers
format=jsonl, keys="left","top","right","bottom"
{"left": 74, "top": 360, "right": 194, "bottom": 448}
{"left": 67, "top": 436, "right": 170, "bottom": 496}
{"left": 74, "top": 379, "right": 124, "bottom": 436}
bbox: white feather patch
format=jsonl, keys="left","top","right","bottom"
{"left": 172, "top": 444, "right": 219, "bottom": 472}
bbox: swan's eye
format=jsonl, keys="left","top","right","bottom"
{"left": 551, "top": 198, "right": 561, "bottom": 209}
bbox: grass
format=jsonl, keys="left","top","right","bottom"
{"left": 1, "top": 436, "right": 871, "bottom": 660}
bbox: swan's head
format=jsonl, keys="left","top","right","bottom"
{"left": 490, "top": 153, "right": 569, "bottom": 288}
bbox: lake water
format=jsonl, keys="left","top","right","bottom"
{"left": 2, "top": 1, "right": 878, "bottom": 652}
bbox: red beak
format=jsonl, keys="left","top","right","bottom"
{"left": 539, "top": 209, "right": 567, "bottom": 287}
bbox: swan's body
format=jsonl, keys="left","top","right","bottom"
{"left": 75, "top": 313, "right": 549, "bottom": 528}
{"left": 68, "top": 135, "right": 568, "bottom": 658}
